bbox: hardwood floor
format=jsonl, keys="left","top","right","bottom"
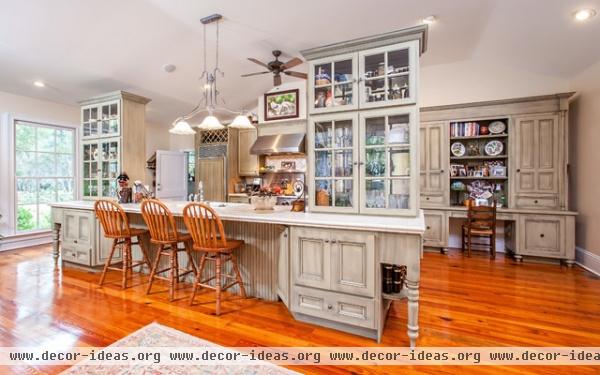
{"left": 1, "top": 245, "right": 599, "bottom": 374}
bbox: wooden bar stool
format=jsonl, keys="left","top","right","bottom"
{"left": 183, "top": 202, "right": 246, "bottom": 315}
{"left": 94, "top": 200, "right": 151, "bottom": 289}
{"left": 140, "top": 199, "right": 197, "bottom": 301}
{"left": 462, "top": 202, "right": 497, "bottom": 259}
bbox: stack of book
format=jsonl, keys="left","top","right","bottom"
{"left": 450, "top": 122, "right": 480, "bottom": 137}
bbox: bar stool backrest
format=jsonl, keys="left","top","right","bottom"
{"left": 94, "top": 200, "right": 130, "bottom": 238}
{"left": 140, "top": 199, "right": 179, "bottom": 244}
{"left": 466, "top": 202, "right": 497, "bottom": 230}
{"left": 182, "top": 203, "right": 227, "bottom": 249}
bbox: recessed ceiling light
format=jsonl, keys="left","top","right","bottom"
{"left": 163, "top": 64, "right": 176, "bottom": 73}
{"left": 422, "top": 15, "right": 437, "bottom": 24}
{"left": 573, "top": 8, "right": 597, "bottom": 21}
{"left": 33, "top": 81, "right": 45, "bottom": 87}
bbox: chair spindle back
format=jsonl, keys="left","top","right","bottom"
{"left": 467, "top": 202, "right": 497, "bottom": 230}
{"left": 140, "top": 199, "right": 179, "bottom": 243}
{"left": 182, "top": 203, "right": 227, "bottom": 249}
{"left": 94, "top": 200, "right": 130, "bottom": 238}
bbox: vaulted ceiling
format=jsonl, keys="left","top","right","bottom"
{"left": 0, "top": 0, "right": 598, "bottom": 124}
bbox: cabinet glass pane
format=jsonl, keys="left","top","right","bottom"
{"left": 334, "top": 120, "right": 353, "bottom": 148}
{"left": 333, "top": 59, "right": 352, "bottom": 83}
{"left": 102, "top": 161, "right": 119, "bottom": 180}
{"left": 364, "top": 53, "right": 385, "bottom": 78}
{"left": 315, "top": 180, "right": 332, "bottom": 207}
{"left": 365, "top": 148, "right": 385, "bottom": 177}
{"left": 334, "top": 180, "right": 353, "bottom": 207}
{"left": 364, "top": 78, "right": 385, "bottom": 103}
{"left": 389, "top": 179, "right": 410, "bottom": 209}
{"left": 83, "top": 108, "right": 90, "bottom": 122}
{"left": 315, "top": 151, "right": 332, "bottom": 177}
{"left": 387, "top": 49, "right": 409, "bottom": 73}
{"left": 314, "top": 87, "right": 332, "bottom": 109}
{"left": 334, "top": 151, "right": 353, "bottom": 177}
{"left": 89, "top": 108, "right": 98, "bottom": 136}
{"left": 315, "top": 122, "right": 332, "bottom": 148}
{"left": 387, "top": 75, "right": 409, "bottom": 101}
{"left": 366, "top": 179, "right": 385, "bottom": 208}
{"left": 390, "top": 149, "right": 410, "bottom": 177}
{"left": 90, "top": 162, "right": 98, "bottom": 178}
{"left": 315, "top": 63, "right": 332, "bottom": 86}
{"left": 333, "top": 83, "right": 352, "bottom": 106}
{"left": 365, "top": 117, "right": 385, "bottom": 145}
{"left": 102, "top": 141, "right": 119, "bottom": 160}
{"left": 388, "top": 115, "right": 410, "bottom": 144}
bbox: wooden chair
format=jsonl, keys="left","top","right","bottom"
{"left": 183, "top": 202, "right": 246, "bottom": 315}
{"left": 462, "top": 202, "right": 497, "bottom": 259}
{"left": 140, "top": 199, "right": 198, "bottom": 301}
{"left": 94, "top": 200, "right": 151, "bottom": 289}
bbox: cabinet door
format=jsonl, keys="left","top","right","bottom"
{"left": 358, "top": 40, "right": 418, "bottom": 109}
{"left": 514, "top": 114, "right": 559, "bottom": 195}
{"left": 61, "top": 210, "right": 94, "bottom": 266}
{"left": 82, "top": 140, "right": 100, "bottom": 199}
{"left": 291, "top": 227, "right": 331, "bottom": 290}
{"left": 359, "top": 106, "right": 418, "bottom": 216}
{"left": 238, "top": 129, "right": 259, "bottom": 176}
{"left": 420, "top": 122, "right": 448, "bottom": 205}
{"left": 518, "top": 215, "right": 565, "bottom": 258}
{"left": 308, "top": 113, "right": 359, "bottom": 213}
{"left": 81, "top": 105, "right": 99, "bottom": 139}
{"left": 309, "top": 53, "right": 358, "bottom": 114}
{"left": 277, "top": 227, "right": 290, "bottom": 308}
{"left": 99, "top": 138, "right": 120, "bottom": 198}
{"left": 423, "top": 211, "right": 447, "bottom": 248}
{"left": 330, "top": 231, "right": 375, "bottom": 297}
{"left": 98, "top": 100, "right": 120, "bottom": 137}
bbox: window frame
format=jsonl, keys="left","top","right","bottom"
{"left": 13, "top": 119, "right": 78, "bottom": 234}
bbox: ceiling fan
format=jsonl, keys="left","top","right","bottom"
{"left": 242, "top": 50, "right": 307, "bottom": 86}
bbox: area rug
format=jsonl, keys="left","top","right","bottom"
{"left": 61, "top": 322, "right": 299, "bottom": 374}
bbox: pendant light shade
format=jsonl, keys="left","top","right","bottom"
{"left": 197, "top": 115, "right": 225, "bottom": 130}
{"left": 229, "top": 115, "right": 255, "bottom": 129}
{"left": 169, "top": 120, "right": 196, "bottom": 135}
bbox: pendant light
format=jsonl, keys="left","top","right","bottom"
{"left": 198, "top": 113, "right": 224, "bottom": 130}
{"left": 229, "top": 114, "right": 254, "bottom": 129}
{"left": 169, "top": 120, "right": 196, "bottom": 135}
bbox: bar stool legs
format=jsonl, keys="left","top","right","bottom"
{"left": 98, "top": 233, "right": 151, "bottom": 289}
{"left": 146, "top": 241, "right": 197, "bottom": 301}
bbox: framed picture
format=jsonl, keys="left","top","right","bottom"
{"left": 491, "top": 165, "right": 507, "bottom": 177}
{"left": 264, "top": 89, "right": 299, "bottom": 121}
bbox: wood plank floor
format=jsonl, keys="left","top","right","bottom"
{"left": 1, "top": 245, "right": 599, "bottom": 374}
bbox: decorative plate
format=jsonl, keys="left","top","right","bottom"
{"left": 488, "top": 121, "right": 506, "bottom": 134}
{"left": 451, "top": 142, "right": 466, "bottom": 157}
{"left": 293, "top": 180, "right": 304, "bottom": 197}
{"left": 484, "top": 140, "right": 504, "bottom": 156}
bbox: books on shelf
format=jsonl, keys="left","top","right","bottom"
{"left": 450, "top": 122, "right": 480, "bottom": 137}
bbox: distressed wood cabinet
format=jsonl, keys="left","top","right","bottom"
{"left": 238, "top": 128, "right": 259, "bottom": 176}
{"left": 423, "top": 211, "right": 447, "bottom": 248}
{"left": 420, "top": 121, "right": 448, "bottom": 207}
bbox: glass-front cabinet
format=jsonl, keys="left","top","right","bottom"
{"left": 82, "top": 138, "right": 120, "bottom": 199}
{"left": 308, "top": 113, "right": 359, "bottom": 213}
{"left": 358, "top": 41, "right": 418, "bottom": 108}
{"left": 308, "top": 53, "right": 358, "bottom": 114}
{"left": 360, "top": 107, "right": 417, "bottom": 215}
{"left": 82, "top": 100, "right": 120, "bottom": 139}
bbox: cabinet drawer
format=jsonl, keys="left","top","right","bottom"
{"left": 515, "top": 195, "right": 558, "bottom": 210}
{"left": 228, "top": 196, "right": 250, "bottom": 204}
{"left": 423, "top": 212, "right": 445, "bottom": 247}
{"left": 291, "top": 286, "right": 376, "bottom": 329}
{"left": 61, "top": 244, "right": 92, "bottom": 266}
{"left": 420, "top": 194, "right": 445, "bottom": 206}
{"left": 519, "top": 216, "right": 565, "bottom": 258}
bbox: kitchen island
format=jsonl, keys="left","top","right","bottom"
{"left": 50, "top": 201, "right": 424, "bottom": 346}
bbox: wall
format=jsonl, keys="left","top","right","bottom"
{"left": 0, "top": 90, "right": 79, "bottom": 250}
{"left": 569, "top": 60, "right": 600, "bottom": 261}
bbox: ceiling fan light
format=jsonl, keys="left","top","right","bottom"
{"left": 169, "top": 120, "right": 196, "bottom": 135}
{"left": 229, "top": 115, "right": 254, "bottom": 129}
{"left": 197, "top": 115, "right": 225, "bottom": 130}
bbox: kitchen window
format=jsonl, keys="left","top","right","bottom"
{"left": 14, "top": 120, "right": 75, "bottom": 232}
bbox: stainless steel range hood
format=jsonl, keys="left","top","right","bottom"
{"left": 250, "top": 133, "right": 305, "bottom": 155}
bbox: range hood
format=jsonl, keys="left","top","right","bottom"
{"left": 250, "top": 133, "right": 305, "bottom": 155}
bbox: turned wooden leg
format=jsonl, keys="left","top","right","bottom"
{"left": 467, "top": 231, "right": 472, "bottom": 257}
{"left": 406, "top": 280, "right": 420, "bottom": 348}
{"left": 122, "top": 240, "right": 130, "bottom": 289}
{"left": 230, "top": 254, "right": 246, "bottom": 298}
{"left": 215, "top": 254, "right": 222, "bottom": 316}
{"left": 169, "top": 247, "right": 176, "bottom": 301}
{"left": 491, "top": 234, "right": 496, "bottom": 260}
{"left": 184, "top": 240, "right": 198, "bottom": 278}
{"left": 99, "top": 239, "right": 118, "bottom": 287}
{"left": 173, "top": 244, "right": 180, "bottom": 284}
{"left": 138, "top": 235, "right": 152, "bottom": 273}
{"left": 52, "top": 223, "right": 61, "bottom": 263}
{"left": 461, "top": 227, "right": 465, "bottom": 252}
{"left": 146, "top": 244, "right": 163, "bottom": 295}
{"left": 189, "top": 253, "right": 206, "bottom": 306}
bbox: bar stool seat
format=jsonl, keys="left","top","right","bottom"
{"left": 94, "top": 200, "right": 152, "bottom": 289}
{"left": 141, "top": 199, "right": 198, "bottom": 301}
{"left": 183, "top": 203, "right": 246, "bottom": 316}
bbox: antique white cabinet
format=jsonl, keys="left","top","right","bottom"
{"left": 238, "top": 128, "right": 260, "bottom": 176}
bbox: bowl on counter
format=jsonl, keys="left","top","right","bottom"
{"left": 250, "top": 196, "right": 278, "bottom": 210}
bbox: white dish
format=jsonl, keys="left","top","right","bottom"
{"left": 451, "top": 142, "right": 466, "bottom": 157}
{"left": 484, "top": 140, "right": 504, "bottom": 156}
{"left": 488, "top": 121, "right": 506, "bottom": 134}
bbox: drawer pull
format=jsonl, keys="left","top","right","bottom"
{"left": 426, "top": 197, "right": 430, "bottom": 200}
{"left": 540, "top": 234, "right": 545, "bottom": 238}
{"left": 324, "top": 239, "right": 330, "bottom": 243}
{"left": 534, "top": 200, "right": 539, "bottom": 204}
{"left": 426, "top": 226, "right": 431, "bottom": 230}
{"left": 327, "top": 304, "right": 333, "bottom": 310}
{"left": 331, "top": 239, "right": 337, "bottom": 244}
{"left": 73, "top": 240, "right": 78, "bottom": 244}
{"left": 516, "top": 169, "right": 521, "bottom": 172}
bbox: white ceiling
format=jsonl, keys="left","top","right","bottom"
{"left": 0, "top": 0, "right": 599, "bottom": 125}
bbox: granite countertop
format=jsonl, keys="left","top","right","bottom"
{"left": 50, "top": 200, "right": 425, "bottom": 235}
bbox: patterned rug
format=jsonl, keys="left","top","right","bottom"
{"left": 61, "top": 322, "right": 299, "bottom": 374}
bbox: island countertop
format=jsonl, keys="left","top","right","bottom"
{"left": 50, "top": 200, "right": 425, "bottom": 234}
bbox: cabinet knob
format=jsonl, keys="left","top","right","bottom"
{"left": 426, "top": 226, "right": 431, "bottom": 230}
{"left": 353, "top": 162, "right": 358, "bottom": 166}
{"left": 534, "top": 200, "right": 538, "bottom": 204}
{"left": 331, "top": 239, "right": 337, "bottom": 244}
{"left": 324, "top": 239, "right": 330, "bottom": 243}
{"left": 73, "top": 240, "right": 78, "bottom": 244}
{"left": 516, "top": 169, "right": 521, "bottom": 173}
{"left": 441, "top": 170, "right": 444, "bottom": 173}
{"left": 327, "top": 304, "right": 333, "bottom": 310}
{"left": 540, "top": 234, "right": 545, "bottom": 238}
{"left": 426, "top": 197, "right": 430, "bottom": 200}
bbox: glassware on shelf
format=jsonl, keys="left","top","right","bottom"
{"left": 389, "top": 179, "right": 410, "bottom": 209}
{"left": 366, "top": 179, "right": 385, "bottom": 208}
{"left": 315, "top": 180, "right": 332, "bottom": 206}
{"left": 315, "top": 151, "right": 332, "bottom": 177}
{"left": 390, "top": 149, "right": 410, "bottom": 177}
{"left": 334, "top": 150, "right": 353, "bottom": 177}
{"left": 365, "top": 117, "right": 385, "bottom": 145}
{"left": 334, "top": 179, "right": 353, "bottom": 207}
{"left": 388, "top": 116, "right": 410, "bottom": 144}
{"left": 365, "top": 148, "right": 385, "bottom": 177}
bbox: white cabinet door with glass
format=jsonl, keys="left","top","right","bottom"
{"left": 308, "top": 113, "right": 359, "bottom": 213}
{"left": 81, "top": 100, "right": 120, "bottom": 139}
{"left": 82, "top": 138, "right": 120, "bottom": 199}
{"left": 309, "top": 53, "right": 358, "bottom": 114}
{"left": 360, "top": 107, "right": 417, "bottom": 216}
{"left": 358, "top": 41, "right": 418, "bottom": 109}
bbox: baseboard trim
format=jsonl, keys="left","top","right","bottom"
{"left": 575, "top": 247, "right": 600, "bottom": 277}
{"left": 0, "top": 232, "right": 52, "bottom": 252}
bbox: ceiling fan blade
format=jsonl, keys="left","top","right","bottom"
{"left": 282, "top": 57, "right": 303, "bottom": 69}
{"left": 247, "top": 58, "right": 270, "bottom": 69}
{"left": 241, "top": 71, "right": 271, "bottom": 77}
{"left": 284, "top": 71, "right": 308, "bottom": 79}
{"left": 274, "top": 74, "right": 282, "bottom": 86}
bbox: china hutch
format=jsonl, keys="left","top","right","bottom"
{"left": 79, "top": 91, "right": 150, "bottom": 199}
{"left": 419, "top": 93, "right": 577, "bottom": 264}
